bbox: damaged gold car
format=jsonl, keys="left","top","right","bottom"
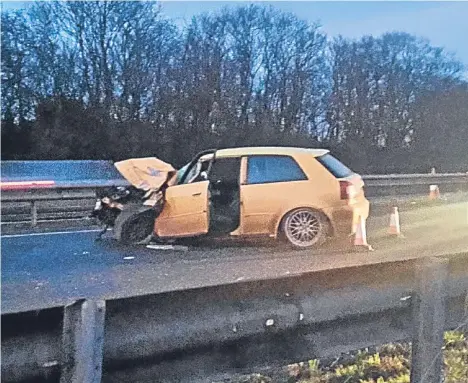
{"left": 91, "top": 147, "right": 369, "bottom": 248}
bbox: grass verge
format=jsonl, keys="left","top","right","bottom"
{"left": 220, "top": 331, "right": 468, "bottom": 383}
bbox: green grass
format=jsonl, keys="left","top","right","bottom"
{"left": 222, "top": 331, "right": 468, "bottom": 383}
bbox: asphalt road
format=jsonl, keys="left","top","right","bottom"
{"left": 2, "top": 198, "right": 467, "bottom": 314}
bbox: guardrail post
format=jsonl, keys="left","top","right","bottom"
{"left": 410, "top": 257, "right": 448, "bottom": 383}
{"left": 60, "top": 299, "right": 106, "bottom": 383}
{"left": 30, "top": 200, "right": 37, "bottom": 227}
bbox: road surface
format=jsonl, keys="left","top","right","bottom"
{"left": 2, "top": 199, "right": 467, "bottom": 314}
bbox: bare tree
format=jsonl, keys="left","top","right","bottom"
{"left": 1, "top": 2, "right": 466, "bottom": 172}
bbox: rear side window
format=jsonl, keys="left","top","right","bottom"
{"left": 316, "top": 153, "right": 353, "bottom": 178}
{"left": 247, "top": 156, "right": 307, "bottom": 185}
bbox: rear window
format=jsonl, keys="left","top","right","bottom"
{"left": 316, "top": 153, "right": 353, "bottom": 178}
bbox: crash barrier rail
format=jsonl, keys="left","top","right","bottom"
{"left": 0, "top": 160, "right": 123, "bottom": 183}
{"left": 0, "top": 182, "right": 128, "bottom": 229}
{"left": 2, "top": 254, "right": 468, "bottom": 383}
{"left": 1, "top": 173, "right": 467, "bottom": 229}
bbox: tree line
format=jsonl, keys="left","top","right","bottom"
{"left": 1, "top": 2, "right": 467, "bottom": 172}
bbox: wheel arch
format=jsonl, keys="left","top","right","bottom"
{"left": 274, "top": 206, "right": 334, "bottom": 239}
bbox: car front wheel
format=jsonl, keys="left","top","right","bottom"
{"left": 115, "top": 208, "right": 156, "bottom": 245}
{"left": 281, "top": 208, "right": 328, "bottom": 249}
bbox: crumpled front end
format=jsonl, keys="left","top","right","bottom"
{"left": 91, "top": 157, "right": 179, "bottom": 243}
{"left": 114, "top": 157, "right": 177, "bottom": 191}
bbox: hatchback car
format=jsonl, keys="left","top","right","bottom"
{"left": 104, "top": 147, "right": 369, "bottom": 248}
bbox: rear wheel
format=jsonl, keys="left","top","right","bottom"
{"left": 115, "top": 208, "right": 156, "bottom": 245}
{"left": 281, "top": 208, "right": 328, "bottom": 249}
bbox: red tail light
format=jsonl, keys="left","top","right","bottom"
{"left": 339, "top": 180, "right": 359, "bottom": 200}
{"left": 339, "top": 180, "right": 351, "bottom": 199}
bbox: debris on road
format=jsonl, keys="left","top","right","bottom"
{"left": 42, "top": 360, "right": 59, "bottom": 368}
{"left": 34, "top": 281, "right": 46, "bottom": 290}
{"left": 400, "top": 295, "right": 412, "bottom": 302}
{"left": 146, "top": 244, "right": 188, "bottom": 251}
{"left": 123, "top": 256, "right": 135, "bottom": 260}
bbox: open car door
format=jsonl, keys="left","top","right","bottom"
{"left": 155, "top": 180, "right": 210, "bottom": 238}
{"left": 153, "top": 150, "right": 216, "bottom": 238}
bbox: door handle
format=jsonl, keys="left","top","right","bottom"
{"left": 192, "top": 192, "right": 202, "bottom": 196}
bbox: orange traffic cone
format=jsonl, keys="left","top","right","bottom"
{"left": 388, "top": 207, "right": 405, "bottom": 238}
{"left": 353, "top": 216, "right": 374, "bottom": 251}
{"left": 429, "top": 185, "right": 440, "bottom": 200}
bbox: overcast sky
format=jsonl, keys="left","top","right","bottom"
{"left": 3, "top": 1, "right": 468, "bottom": 69}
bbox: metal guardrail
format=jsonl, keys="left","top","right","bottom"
{"left": 2, "top": 254, "right": 467, "bottom": 382}
{"left": 362, "top": 172, "right": 468, "bottom": 186}
{"left": 0, "top": 160, "right": 124, "bottom": 182}
{"left": 1, "top": 183, "right": 127, "bottom": 228}
{"left": 1, "top": 173, "right": 467, "bottom": 229}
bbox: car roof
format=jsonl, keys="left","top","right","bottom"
{"left": 210, "top": 147, "right": 329, "bottom": 159}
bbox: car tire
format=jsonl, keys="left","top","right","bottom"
{"left": 114, "top": 207, "right": 156, "bottom": 245}
{"left": 281, "top": 208, "right": 328, "bottom": 249}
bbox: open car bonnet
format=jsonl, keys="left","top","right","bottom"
{"left": 114, "top": 157, "right": 177, "bottom": 191}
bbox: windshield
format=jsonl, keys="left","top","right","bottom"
{"left": 175, "top": 163, "right": 190, "bottom": 184}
